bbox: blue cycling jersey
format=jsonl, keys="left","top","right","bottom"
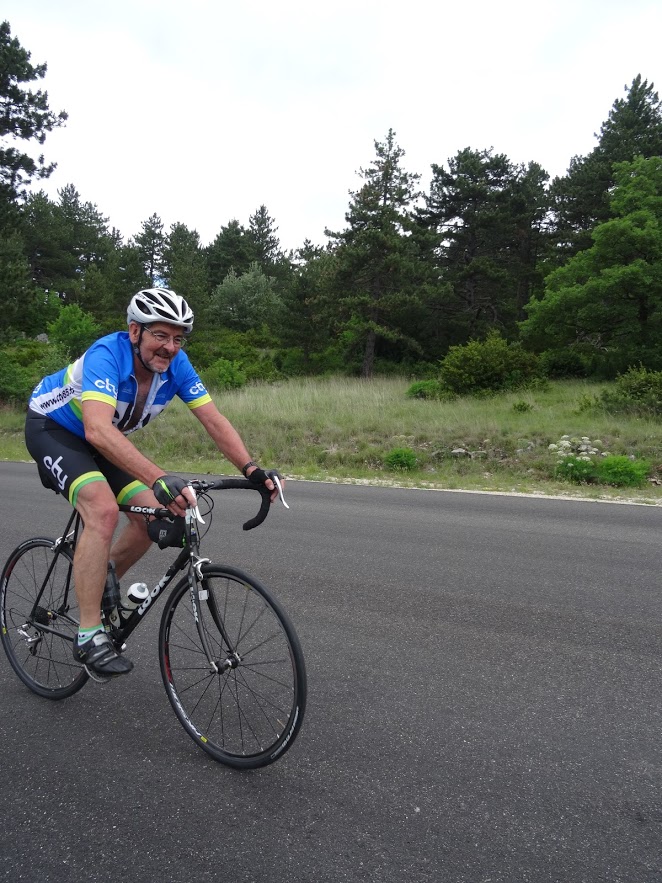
{"left": 28, "top": 331, "right": 212, "bottom": 439}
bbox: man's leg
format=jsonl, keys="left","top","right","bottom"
{"left": 71, "top": 480, "right": 120, "bottom": 629}
{"left": 110, "top": 487, "right": 157, "bottom": 580}
{"left": 71, "top": 479, "right": 134, "bottom": 679}
{"left": 24, "top": 413, "right": 133, "bottom": 679}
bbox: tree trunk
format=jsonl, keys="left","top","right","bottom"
{"left": 361, "top": 328, "right": 376, "bottom": 378}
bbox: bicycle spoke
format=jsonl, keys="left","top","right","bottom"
{"left": 160, "top": 566, "right": 306, "bottom": 768}
{"left": 1, "top": 540, "right": 88, "bottom": 698}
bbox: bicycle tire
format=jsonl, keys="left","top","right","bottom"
{"left": 159, "top": 564, "right": 306, "bottom": 769}
{"left": 0, "top": 538, "right": 89, "bottom": 699}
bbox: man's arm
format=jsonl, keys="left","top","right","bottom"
{"left": 192, "top": 401, "right": 278, "bottom": 496}
{"left": 191, "top": 401, "right": 256, "bottom": 471}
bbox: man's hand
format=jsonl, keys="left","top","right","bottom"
{"left": 246, "top": 467, "right": 285, "bottom": 503}
{"left": 152, "top": 474, "right": 195, "bottom": 516}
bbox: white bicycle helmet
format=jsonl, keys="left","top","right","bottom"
{"left": 127, "top": 288, "right": 194, "bottom": 334}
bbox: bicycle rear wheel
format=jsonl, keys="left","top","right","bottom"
{"left": 0, "top": 538, "right": 88, "bottom": 699}
{"left": 159, "top": 564, "right": 306, "bottom": 769}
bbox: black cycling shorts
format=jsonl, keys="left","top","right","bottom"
{"left": 25, "top": 411, "right": 149, "bottom": 509}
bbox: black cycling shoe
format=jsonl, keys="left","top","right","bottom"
{"left": 73, "top": 631, "right": 134, "bottom": 682}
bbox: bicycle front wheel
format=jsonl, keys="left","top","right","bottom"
{"left": 0, "top": 538, "right": 88, "bottom": 699}
{"left": 159, "top": 564, "right": 307, "bottom": 769}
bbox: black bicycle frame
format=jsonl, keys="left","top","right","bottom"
{"left": 25, "top": 478, "right": 272, "bottom": 660}
{"left": 27, "top": 503, "right": 191, "bottom": 648}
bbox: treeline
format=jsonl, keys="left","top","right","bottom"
{"left": 2, "top": 18, "right": 662, "bottom": 392}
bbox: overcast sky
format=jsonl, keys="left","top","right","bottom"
{"left": 3, "top": 0, "right": 661, "bottom": 252}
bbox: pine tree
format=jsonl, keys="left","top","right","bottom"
{"left": 248, "top": 205, "right": 282, "bottom": 267}
{"left": 421, "top": 148, "right": 549, "bottom": 342}
{"left": 205, "top": 219, "right": 255, "bottom": 289}
{"left": 550, "top": 76, "right": 662, "bottom": 257}
{"left": 325, "top": 129, "right": 424, "bottom": 377}
{"left": 134, "top": 213, "right": 165, "bottom": 286}
{"left": 0, "top": 20, "right": 67, "bottom": 222}
{"left": 163, "top": 222, "right": 209, "bottom": 313}
{"left": 521, "top": 155, "right": 662, "bottom": 372}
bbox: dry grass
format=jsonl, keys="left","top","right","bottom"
{"left": 5, "top": 378, "right": 662, "bottom": 503}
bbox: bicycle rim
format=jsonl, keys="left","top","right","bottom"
{"left": 0, "top": 538, "right": 88, "bottom": 699}
{"left": 159, "top": 564, "right": 306, "bottom": 769}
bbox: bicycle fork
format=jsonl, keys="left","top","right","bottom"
{"left": 189, "top": 556, "right": 241, "bottom": 675}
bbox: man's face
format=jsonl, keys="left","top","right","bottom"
{"left": 129, "top": 321, "right": 186, "bottom": 373}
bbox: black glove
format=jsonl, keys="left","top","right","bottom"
{"left": 152, "top": 474, "right": 188, "bottom": 506}
{"left": 247, "top": 467, "right": 281, "bottom": 488}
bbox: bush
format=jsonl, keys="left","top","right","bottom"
{"left": 596, "top": 366, "right": 662, "bottom": 416}
{"left": 47, "top": 304, "right": 101, "bottom": 358}
{"left": 0, "top": 356, "right": 38, "bottom": 404}
{"left": 595, "top": 455, "right": 650, "bottom": 487}
{"left": 201, "top": 358, "right": 247, "bottom": 391}
{"left": 539, "top": 348, "right": 589, "bottom": 378}
{"left": 439, "top": 331, "right": 540, "bottom": 395}
{"left": 384, "top": 447, "right": 417, "bottom": 471}
{"left": 406, "top": 380, "right": 451, "bottom": 401}
{"left": 555, "top": 455, "right": 597, "bottom": 484}
{"left": 275, "top": 347, "right": 308, "bottom": 377}
{"left": 512, "top": 400, "right": 533, "bottom": 413}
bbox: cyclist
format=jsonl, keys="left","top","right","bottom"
{"left": 24, "top": 287, "right": 281, "bottom": 682}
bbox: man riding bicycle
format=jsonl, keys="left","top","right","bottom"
{"left": 25, "top": 288, "right": 281, "bottom": 682}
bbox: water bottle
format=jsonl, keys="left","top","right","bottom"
{"left": 120, "top": 582, "right": 150, "bottom": 618}
{"left": 102, "top": 561, "right": 121, "bottom": 628}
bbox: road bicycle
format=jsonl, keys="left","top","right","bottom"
{"left": 0, "top": 477, "right": 306, "bottom": 769}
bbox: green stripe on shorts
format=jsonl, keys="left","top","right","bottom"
{"left": 69, "top": 471, "right": 105, "bottom": 508}
{"left": 117, "top": 480, "right": 149, "bottom": 504}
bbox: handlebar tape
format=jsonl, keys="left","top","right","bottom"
{"left": 210, "top": 478, "right": 272, "bottom": 531}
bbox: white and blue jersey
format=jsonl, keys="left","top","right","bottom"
{"left": 28, "top": 331, "right": 212, "bottom": 438}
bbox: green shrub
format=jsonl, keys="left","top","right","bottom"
{"left": 37, "top": 343, "right": 71, "bottom": 376}
{"left": 406, "top": 380, "right": 450, "bottom": 401}
{"left": 201, "top": 358, "right": 247, "bottom": 390}
{"left": 512, "top": 400, "right": 533, "bottom": 413}
{"left": 555, "top": 455, "right": 597, "bottom": 484}
{"left": 3, "top": 340, "right": 48, "bottom": 368}
{"left": 242, "top": 355, "right": 281, "bottom": 383}
{"left": 384, "top": 447, "right": 417, "bottom": 471}
{"left": 275, "top": 347, "right": 308, "bottom": 377}
{"left": 539, "top": 348, "right": 589, "bottom": 378}
{"left": 597, "top": 366, "right": 662, "bottom": 416}
{"left": 439, "top": 331, "right": 540, "bottom": 395}
{"left": 47, "top": 304, "right": 101, "bottom": 358}
{"left": 595, "top": 455, "right": 650, "bottom": 487}
{"left": 0, "top": 357, "right": 38, "bottom": 404}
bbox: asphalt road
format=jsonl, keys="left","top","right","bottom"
{"left": 1, "top": 462, "right": 662, "bottom": 882}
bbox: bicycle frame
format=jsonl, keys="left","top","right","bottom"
{"left": 22, "top": 503, "right": 205, "bottom": 659}
{"left": 23, "top": 476, "right": 275, "bottom": 668}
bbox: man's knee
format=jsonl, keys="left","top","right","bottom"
{"left": 76, "top": 485, "right": 120, "bottom": 540}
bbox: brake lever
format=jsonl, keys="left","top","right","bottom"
{"left": 272, "top": 474, "right": 290, "bottom": 509}
{"left": 185, "top": 484, "right": 205, "bottom": 524}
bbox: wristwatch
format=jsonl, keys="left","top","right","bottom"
{"left": 241, "top": 460, "right": 258, "bottom": 477}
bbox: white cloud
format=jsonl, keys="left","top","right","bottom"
{"left": 3, "top": 0, "right": 661, "bottom": 250}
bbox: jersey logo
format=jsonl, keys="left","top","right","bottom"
{"left": 189, "top": 381, "right": 207, "bottom": 396}
{"left": 94, "top": 378, "right": 119, "bottom": 398}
